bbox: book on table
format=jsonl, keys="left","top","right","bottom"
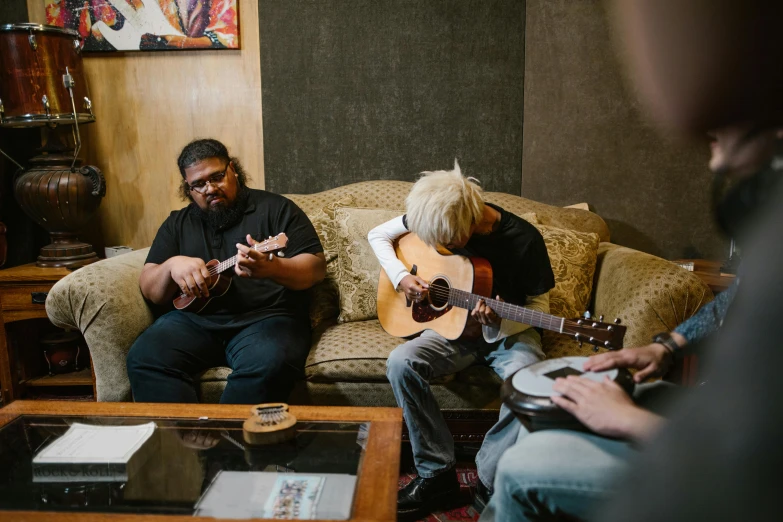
{"left": 194, "top": 471, "right": 358, "bottom": 520}
{"left": 32, "top": 422, "right": 158, "bottom": 483}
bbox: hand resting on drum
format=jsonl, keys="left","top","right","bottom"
{"left": 583, "top": 333, "right": 685, "bottom": 383}
{"left": 552, "top": 376, "right": 664, "bottom": 441}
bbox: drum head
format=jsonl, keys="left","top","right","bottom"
{"left": 512, "top": 357, "right": 618, "bottom": 397}
{"left": 502, "top": 356, "right": 635, "bottom": 432}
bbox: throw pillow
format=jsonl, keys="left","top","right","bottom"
{"left": 307, "top": 195, "right": 356, "bottom": 328}
{"left": 334, "top": 207, "right": 405, "bottom": 323}
{"left": 534, "top": 224, "right": 600, "bottom": 319}
{"left": 519, "top": 212, "right": 539, "bottom": 225}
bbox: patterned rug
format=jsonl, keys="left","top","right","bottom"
{"left": 398, "top": 464, "right": 482, "bottom": 522}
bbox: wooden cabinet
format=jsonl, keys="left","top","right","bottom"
{"left": 0, "top": 264, "right": 94, "bottom": 405}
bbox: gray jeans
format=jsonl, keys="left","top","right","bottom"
{"left": 386, "top": 328, "right": 544, "bottom": 488}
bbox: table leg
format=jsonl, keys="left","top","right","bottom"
{"left": 0, "top": 320, "right": 17, "bottom": 405}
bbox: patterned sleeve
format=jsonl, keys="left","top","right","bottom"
{"left": 674, "top": 277, "right": 740, "bottom": 345}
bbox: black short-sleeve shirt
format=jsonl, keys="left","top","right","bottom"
{"left": 146, "top": 189, "right": 323, "bottom": 326}
{"left": 403, "top": 203, "right": 554, "bottom": 306}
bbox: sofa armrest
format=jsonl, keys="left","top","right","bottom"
{"left": 45, "top": 249, "right": 154, "bottom": 402}
{"left": 592, "top": 243, "right": 714, "bottom": 349}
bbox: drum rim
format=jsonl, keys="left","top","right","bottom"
{"left": 0, "top": 113, "right": 95, "bottom": 128}
{"left": 0, "top": 23, "right": 80, "bottom": 39}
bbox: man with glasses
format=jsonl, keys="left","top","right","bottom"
{"left": 126, "top": 139, "right": 325, "bottom": 404}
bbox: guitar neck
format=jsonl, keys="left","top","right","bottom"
{"left": 447, "top": 288, "right": 566, "bottom": 334}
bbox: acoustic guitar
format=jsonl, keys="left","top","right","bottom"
{"left": 172, "top": 233, "right": 288, "bottom": 313}
{"left": 377, "top": 233, "right": 626, "bottom": 350}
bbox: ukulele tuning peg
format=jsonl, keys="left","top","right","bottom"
{"left": 593, "top": 346, "right": 599, "bottom": 353}
{"left": 579, "top": 341, "right": 583, "bottom": 348}
{"left": 599, "top": 315, "right": 604, "bottom": 322}
{"left": 277, "top": 251, "right": 285, "bottom": 257}
{"left": 583, "top": 311, "right": 592, "bottom": 319}
{"left": 614, "top": 318, "right": 622, "bottom": 324}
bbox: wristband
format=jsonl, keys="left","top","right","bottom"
{"left": 652, "top": 332, "right": 679, "bottom": 356}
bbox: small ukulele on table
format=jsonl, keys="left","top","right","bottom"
{"left": 377, "top": 233, "right": 626, "bottom": 350}
{"left": 172, "top": 233, "right": 288, "bottom": 313}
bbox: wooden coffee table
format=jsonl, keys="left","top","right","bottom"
{"left": 0, "top": 401, "right": 402, "bottom": 521}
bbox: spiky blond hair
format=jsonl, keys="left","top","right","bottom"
{"left": 405, "top": 160, "right": 484, "bottom": 248}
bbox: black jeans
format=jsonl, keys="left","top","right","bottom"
{"left": 126, "top": 311, "right": 310, "bottom": 404}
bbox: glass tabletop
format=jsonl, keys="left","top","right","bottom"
{"left": 0, "top": 414, "right": 368, "bottom": 517}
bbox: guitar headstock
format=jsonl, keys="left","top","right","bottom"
{"left": 253, "top": 233, "right": 288, "bottom": 256}
{"left": 562, "top": 313, "right": 626, "bottom": 351}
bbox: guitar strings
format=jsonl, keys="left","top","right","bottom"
{"left": 178, "top": 240, "right": 280, "bottom": 296}
{"left": 422, "top": 285, "right": 583, "bottom": 330}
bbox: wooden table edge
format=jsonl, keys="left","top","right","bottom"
{"left": 0, "top": 401, "right": 403, "bottom": 522}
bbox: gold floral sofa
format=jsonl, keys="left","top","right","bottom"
{"left": 46, "top": 181, "right": 713, "bottom": 424}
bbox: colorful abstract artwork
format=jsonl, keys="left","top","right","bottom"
{"left": 44, "top": 0, "right": 240, "bottom": 51}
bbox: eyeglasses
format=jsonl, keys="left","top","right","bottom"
{"left": 187, "top": 163, "right": 231, "bottom": 194}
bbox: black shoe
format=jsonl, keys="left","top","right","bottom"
{"left": 472, "top": 479, "right": 492, "bottom": 514}
{"left": 398, "top": 469, "right": 460, "bottom": 518}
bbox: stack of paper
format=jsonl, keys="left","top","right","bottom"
{"left": 32, "top": 422, "right": 158, "bottom": 483}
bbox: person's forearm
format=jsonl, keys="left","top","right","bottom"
{"left": 673, "top": 280, "right": 738, "bottom": 345}
{"left": 620, "top": 407, "right": 665, "bottom": 443}
{"left": 368, "top": 216, "right": 409, "bottom": 288}
{"left": 139, "top": 261, "right": 180, "bottom": 305}
{"left": 266, "top": 254, "right": 325, "bottom": 290}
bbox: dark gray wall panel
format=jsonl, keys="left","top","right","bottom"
{"left": 521, "top": 0, "right": 727, "bottom": 260}
{"left": 260, "top": 0, "right": 525, "bottom": 194}
{"left": 0, "top": 0, "right": 28, "bottom": 24}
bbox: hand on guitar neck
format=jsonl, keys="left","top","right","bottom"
{"left": 402, "top": 274, "right": 503, "bottom": 326}
{"left": 169, "top": 233, "right": 289, "bottom": 313}
{"left": 235, "top": 234, "right": 283, "bottom": 279}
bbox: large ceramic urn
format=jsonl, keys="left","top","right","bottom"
{"left": 14, "top": 152, "right": 105, "bottom": 268}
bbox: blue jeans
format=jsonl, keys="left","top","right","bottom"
{"left": 126, "top": 311, "right": 311, "bottom": 404}
{"left": 386, "top": 328, "right": 544, "bottom": 487}
{"left": 479, "top": 381, "right": 678, "bottom": 521}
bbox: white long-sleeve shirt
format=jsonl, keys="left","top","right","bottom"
{"left": 368, "top": 216, "right": 550, "bottom": 343}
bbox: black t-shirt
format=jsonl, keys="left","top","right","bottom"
{"left": 146, "top": 189, "right": 323, "bottom": 327}
{"left": 403, "top": 203, "right": 554, "bottom": 306}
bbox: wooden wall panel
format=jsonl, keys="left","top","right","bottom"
{"left": 27, "top": 0, "right": 264, "bottom": 251}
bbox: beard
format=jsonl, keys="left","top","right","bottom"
{"left": 712, "top": 152, "right": 783, "bottom": 239}
{"left": 195, "top": 186, "right": 250, "bottom": 231}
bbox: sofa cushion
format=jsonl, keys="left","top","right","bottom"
{"left": 304, "top": 319, "right": 401, "bottom": 381}
{"left": 334, "top": 207, "right": 404, "bottom": 323}
{"left": 535, "top": 224, "right": 600, "bottom": 319}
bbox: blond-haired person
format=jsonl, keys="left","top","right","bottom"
{"left": 368, "top": 161, "right": 555, "bottom": 518}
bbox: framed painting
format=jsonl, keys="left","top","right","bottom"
{"left": 44, "top": 0, "right": 240, "bottom": 51}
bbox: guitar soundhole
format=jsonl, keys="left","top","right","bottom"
{"left": 429, "top": 277, "right": 450, "bottom": 309}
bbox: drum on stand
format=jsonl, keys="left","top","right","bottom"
{"left": 0, "top": 23, "right": 94, "bottom": 128}
{"left": 0, "top": 24, "right": 104, "bottom": 268}
{"left": 502, "top": 356, "right": 635, "bottom": 433}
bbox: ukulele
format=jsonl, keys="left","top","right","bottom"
{"left": 377, "top": 233, "right": 626, "bottom": 350}
{"left": 172, "top": 233, "right": 288, "bottom": 313}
